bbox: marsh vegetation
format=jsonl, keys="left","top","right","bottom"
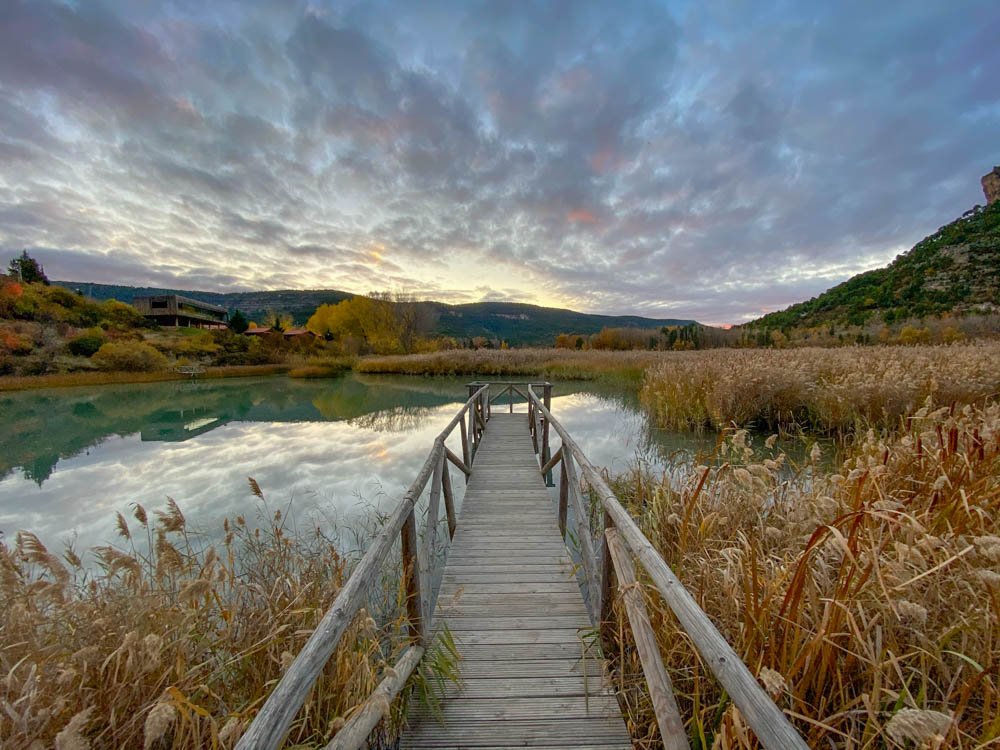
{"left": 2, "top": 343, "right": 999, "bottom": 747}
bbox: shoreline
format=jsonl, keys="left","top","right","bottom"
{"left": 0, "top": 364, "right": 292, "bottom": 392}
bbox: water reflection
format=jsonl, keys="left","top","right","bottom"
{"left": 0, "top": 375, "right": 706, "bottom": 555}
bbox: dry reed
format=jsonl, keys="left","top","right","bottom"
{"left": 0, "top": 490, "right": 415, "bottom": 748}
{"left": 356, "top": 348, "right": 663, "bottom": 381}
{"left": 641, "top": 343, "right": 1000, "bottom": 434}
{"left": 606, "top": 400, "right": 1000, "bottom": 748}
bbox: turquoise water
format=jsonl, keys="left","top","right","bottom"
{"left": 0, "top": 374, "right": 710, "bottom": 554}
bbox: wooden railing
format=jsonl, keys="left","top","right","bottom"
{"left": 526, "top": 386, "right": 809, "bottom": 750}
{"left": 235, "top": 385, "right": 491, "bottom": 750}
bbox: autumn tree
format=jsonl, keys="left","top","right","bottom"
{"left": 307, "top": 292, "right": 435, "bottom": 354}
{"left": 263, "top": 309, "right": 293, "bottom": 332}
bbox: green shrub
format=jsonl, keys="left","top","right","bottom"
{"left": 67, "top": 328, "right": 105, "bottom": 357}
{"left": 91, "top": 341, "right": 168, "bottom": 372}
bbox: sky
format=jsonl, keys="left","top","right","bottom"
{"left": 0, "top": 1, "right": 997, "bottom": 325}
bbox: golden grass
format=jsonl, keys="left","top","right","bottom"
{"left": 0, "top": 364, "right": 291, "bottom": 391}
{"left": 288, "top": 357, "right": 354, "bottom": 379}
{"left": 606, "top": 401, "right": 1000, "bottom": 748}
{"left": 0, "top": 491, "right": 418, "bottom": 748}
{"left": 356, "top": 348, "right": 664, "bottom": 381}
{"left": 641, "top": 343, "right": 1000, "bottom": 434}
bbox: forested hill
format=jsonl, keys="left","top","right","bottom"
{"left": 751, "top": 200, "right": 1000, "bottom": 330}
{"left": 52, "top": 281, "right": 696, "bottom": 346}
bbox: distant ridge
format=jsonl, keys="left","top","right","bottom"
{"left": 749, "top": 200, "right": 1000, "bottom": 330}
{"left": 53, "top": 281, "right": 697, "bottom": 346}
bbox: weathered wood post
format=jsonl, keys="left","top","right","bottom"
{"left": 420, "top": 451, "right": 444, "bottom": 628}
{"left": 459, "top": 417, "right": 471, "bottom": 480}
{"left": 599, "top": 510, "right": 615, "bottom": 644}
{"left": 400, "top": 508, "right": 423, "bottom": 644}
{"left": 558, "top": 455, "right": 569, "bottom": 538}
{"left": 467, "top": 385, "right": 477, "bottom": 461}
{"left": 441, "top": 459, "right": 456, "bottom": 539}
{"left": 542, "top": 383, "right": 554, "bottom": 486}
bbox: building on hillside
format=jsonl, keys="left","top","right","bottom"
{"left": 133, "top": 295, "right": 229, "bottom": 329}
{"left": 282, "top": 327, "right": 317, "bottom": 339}
{"left": 242, "top": 326, "right": 317, "bottom": 339}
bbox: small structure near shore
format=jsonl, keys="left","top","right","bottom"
{"left": 133, "top": 295, "right": 228, "bottom": 329}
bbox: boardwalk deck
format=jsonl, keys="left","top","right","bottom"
{"left": 401, "top": 412, "right": 632, "bottom": 749}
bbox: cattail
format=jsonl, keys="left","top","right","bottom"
{"left": 886, "top": 709, "right": 951, "bottom": 746}
{"left": 155, "top": 498, "right": 185, "bottom": 533}
{"left": 55, "top": 707, "right": 93, "bottom": 750}
{"left": 154, "top": 531, "right": 184, "bottom": 578}
{"left": 219, "top": 717, "right": 243, "bottom": 746}
{"left": 897, "top": 600, "right": 929, "bottom": 627}
{"left": 17, "top": 531, "right": 70, "bottom": 587}
{"left": 115, "top": 512, "right": 131, "bottom": 540}
{"left": 758, "top": 667, "right": 786, "bottom": 698}
{"left": 180, "top": 578, "right": 211, "bottom": 604}
{"left": 143, "top": 701, "right": 176, "bottom": 750}
{"left": 248, "top": 476, "right": 264, "bottom": 499}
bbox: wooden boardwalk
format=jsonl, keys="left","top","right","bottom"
{"left": 237, "top": 384, "right": 807, "bottom": 750}
{"left": 402, "top": 412, "right": 632, "bottom": 749}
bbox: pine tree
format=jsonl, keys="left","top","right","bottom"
{"left": 7, "top": 251, "right": 49, "bottom": 285}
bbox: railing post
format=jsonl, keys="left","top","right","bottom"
{"left": 599, "top": 510, "right": 615, "bottom": 644}
{"left": 420, "top": 450, "right": 444, "bottom": 628}
{"left": 441, "top": 457, "right": 456, "bottom": 539}
{"left": 468, "top": 393, "right": 476, "bottom": 461}
{"left": 460, "top": 416, "right": 471, "bottom": 477}
{"left": 558, "top": 456, "right": 569, "bottom": 538}
{"left": 605, "top": 529, "right": 688, "bottom": 750}
{"left": 540, "top": 385, "right": 553, "bottom": 487}
{"left": 400, "top": 508, "right": 423, "bottom": 644}
{"left": 508, "top": 384, "right": 513, "bottom": 413}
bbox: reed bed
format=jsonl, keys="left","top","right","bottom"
{"left": 0, "top": 490, "right": 416, "bottom": 748}
{"left": 641, "top": 343, "right": 1000, "bottom": 434}
{"left": 606, "top": 400, "right": 1000, "bottom": 748}
{"left": 356, "top": 348, "right": 663, "bottom": 381}
{"left": 0, "top": 364, "right": 291, "bottom": 392}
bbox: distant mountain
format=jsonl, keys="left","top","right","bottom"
{"left": 51, "top": 283, "right": 355, "bottom": 325}
{"left": 750, "top": 200, "right": 1000, "bottom": 330}
{"left": 52, "top": 281, "right": 697, "bottom": 346}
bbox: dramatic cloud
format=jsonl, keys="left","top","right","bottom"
{"left": 0, "top": 0, "right": 996, "bottom": 323}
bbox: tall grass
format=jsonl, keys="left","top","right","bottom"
{"left": 641, "top": 343, "right": 1000, "bottom": 434}
{"left": 0, "top": 490, "right": 420, "bottom": 748}
{"left": 0, "top": 364, "right": 291, "bottom": 391}
{"left": 356, "top": 348, "right": 664, "bottom": 381}
{"left": 606, "top": 401, "right": 1000, "bottom": 748}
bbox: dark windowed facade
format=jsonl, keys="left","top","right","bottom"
{"left": 133, "top": 295, "right": 228, "bottom": 329}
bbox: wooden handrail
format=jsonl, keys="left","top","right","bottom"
{"left": 236, "top": 385, "right": 490, "bottom": 750}
{"left": 526, "top": 386, "right": 808, "bottom": 750}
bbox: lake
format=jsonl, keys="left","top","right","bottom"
{"left": 0, "top": 374, "right": 712, "bottom": 557}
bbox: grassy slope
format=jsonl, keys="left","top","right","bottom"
{"left": 751, "top": 201, "right": 1000, "bottom": 329}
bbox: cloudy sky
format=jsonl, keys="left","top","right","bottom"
{"left": 0, "top": 1, "right": 997, "bottom": 324}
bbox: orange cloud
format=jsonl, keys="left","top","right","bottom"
{"left": 567, "top": 209, "right": 599, "bottom": 225}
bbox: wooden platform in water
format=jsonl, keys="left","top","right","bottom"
{"left": 401, "top": 412, "right": 631, "bottom": 749}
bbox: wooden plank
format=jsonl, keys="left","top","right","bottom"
{"left": 606, "top": 528, "right": 687, "bottom": 750}
{"left": 402, "top": 411, "right": 630, "bottom": 750}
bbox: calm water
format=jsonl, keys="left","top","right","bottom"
{"left": 0, "top": 374, "right": 710, "bottom": 555}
